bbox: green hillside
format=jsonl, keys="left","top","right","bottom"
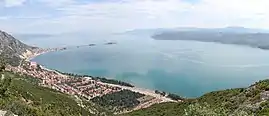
{"left": 0, "top": 70, "right": 146, "bottom": 116}
{"left": 0, "top": 71, "right": 93, "bottom": 116}
{"left": 125, "top": 80, "right": 269, "bottom": 116}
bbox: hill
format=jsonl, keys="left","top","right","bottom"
{"left": 126, "top": 79, "right": 269, "bottom": 116}
{"left": 152, "top": 27, "right": 269, "bottom": 50}
{"left": 0, "top": 71, "right": 94, "bottom": 116}
{"left": 0, "top": 30, "right": 39, "bottom": 66}
{"left": 5, "top": 68, "right": 269, "bottom": 116}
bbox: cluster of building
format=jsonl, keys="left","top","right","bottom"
{"left": 65, "top": 78, "right": 121, "bottom": 98}
{"left": 7, "top": 61, "right": 121, "bottom": 99}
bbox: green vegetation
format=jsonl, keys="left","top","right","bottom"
{"left": 154, "top": 90, "right": 184, "bottom": 101}
{"left": 0, "top": 64, "right": 5, "bottom": 72}
{"left": 7, "top": 66, "right": 269, "bottom": 116}
{"left": 0, "top": 55, "right": 6, "bottom": 72}
{"left": 154, "top": 90, "right": 166, "bottom": 96}
{"left": 56, "top": 70, "right": 134, "bottom": 87}
{"left": 0, "top": 57, "right": 8, "bottom": 97}
{"left": 126, "top": 79, "right": 269, "bottom": 116}
{"left": 0, "top": 71, "right": 93, "bottom": 116}
{"left": 0, "top": 75, "right": 11, "bottom": 97}
{"left": 0, "top": 71, "right": 142, "bottom": 116}
{"left": 0, "top": 71, "right": 143, "bottom": 116}
{"left": 167, "top": 93, "right": 184, "bottom": 101}
{"left": 124, "top": 102, "right": 191, "bottom": 116}
{"left": 80, "top": 99, "right": 114, "bottom": 116}
{"left": 92, "top": 90, "right": 144, "bottom": 112}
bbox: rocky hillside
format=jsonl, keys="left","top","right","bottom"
{"left": 0, "top": 30, "right": 38, "bottom": 66}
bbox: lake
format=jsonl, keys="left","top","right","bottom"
{"left": 31, "top": 33, "right": 269, "bottom": 98}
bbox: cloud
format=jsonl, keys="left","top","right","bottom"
{"left": 40, "top": 0, "right": 269, "bottom": 32}
{"left": 0, "top": 16, "right": 8, "bottom": 20}
{"left": 1, "top": 0, "right": 269, "bottom": 34}
{"left": 23, "top": 0, "right": 195, "bottom": 33}
{"left": 37, "top": 0, "right": 75, "bottom": 7}
{"left": 4, "top": 0, "right": 26, "bottom": 7}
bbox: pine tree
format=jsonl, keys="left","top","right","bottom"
{"left": 0, "top": 76, "right": 11, "bottom": 96}
{"left": 0, "top": 55, "right": 6, "bottom": 72}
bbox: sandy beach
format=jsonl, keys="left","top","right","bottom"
{"left": 103, "top": 83, "right": 175, "bottom": 102}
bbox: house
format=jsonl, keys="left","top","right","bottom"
{"left": 30, "top": 62, "right": 38, "bottom": 68}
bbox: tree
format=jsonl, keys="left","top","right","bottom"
{"left": 0, "top": 55, "right": 6, "bottom": 72}
{"left": 0, "top": 64, "right": 5, "bottom": 72}
{"left": 0, "top": 76, "right": 11, "bottom": 96}
{"left": 167, "top": 93, "right": 184, "bottom": 101}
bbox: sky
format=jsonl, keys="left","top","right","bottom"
{"left": 0, "top": 0, "right": 269, "bottom": 34}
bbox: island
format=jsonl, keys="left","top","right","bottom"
{"left": 89, "top": 44, "right": 96, "bottom": 46}
{"left": 105, "top": 42, "right": 117, "bottom": 45}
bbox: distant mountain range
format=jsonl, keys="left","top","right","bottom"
{"left": 150, "top": 27, "right": 269, "bottom": 50}
{"left": 171, "top": 26, "right": 269, "bottom": 33}
{"left": 126, "top": 27, "right": 269, "bottom": 35}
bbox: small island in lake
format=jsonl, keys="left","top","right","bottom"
{"left": 105, "top": 42, "right": 117, "bottom": 45}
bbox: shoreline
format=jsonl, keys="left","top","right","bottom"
{"left": 26, "top": 49, "right": 178, "bottom": 103}
{"left": 26, "top": 48, "right": 58, "bottom": 61}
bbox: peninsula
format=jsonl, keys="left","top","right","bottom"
{"left": 152, "top": 27, "right": 269, "bottom": 50}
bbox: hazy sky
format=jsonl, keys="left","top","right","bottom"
{"left": 0, "top": 0, "right": 268, "bottom": 34}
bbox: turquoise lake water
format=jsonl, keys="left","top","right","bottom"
{"left": 31, "top": 34, "right": 269, "bottom": 98}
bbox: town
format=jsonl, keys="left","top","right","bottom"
{"left": 6, "top": 57, "right": 177, "bottom": 113}
{"left": 7, "top": 61, "right": 122, "bottom": 100}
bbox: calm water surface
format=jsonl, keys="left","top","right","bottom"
{"left": 32, "top": 34, "right": 269, "bottom": 97}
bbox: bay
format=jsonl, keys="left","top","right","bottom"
{"left": 32, "top": 34, "right": 269, "bottom": 98}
